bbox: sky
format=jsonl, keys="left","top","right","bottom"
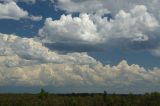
{"left": 0, "top": 0, "right": 160, "bottom": 94}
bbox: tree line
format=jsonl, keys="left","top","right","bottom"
{"left": 0, "top": 89, "right": 160, "bottom": 106}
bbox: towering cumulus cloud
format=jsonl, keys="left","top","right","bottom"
{"left": 0, "top": 33, "right": 160, "bottom": 93}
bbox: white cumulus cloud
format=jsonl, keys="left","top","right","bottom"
{"left": 38, "top": 14, "right": 100, "bottom": 43}
{"left": 38, "top": 5, "right": 159, "bottom": 44}
{"left": 0, "top": 1, "right": 42, "bottom": 21}
{"left": 0, "top": 1, "right": 28, "bottom": 20}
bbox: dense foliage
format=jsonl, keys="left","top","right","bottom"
{"left": 0, "top": 90, "right": 160, "bottom": 106}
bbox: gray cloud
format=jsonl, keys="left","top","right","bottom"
{"left": 44, "top": 42, "right": 111, "bottom": 52}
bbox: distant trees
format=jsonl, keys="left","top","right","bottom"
{"left": 0, "top": 90, "right": 160, "bottom": 106}
{"left": 38, "top": 88, "right": 49, "bottom": 100}
{"left": 38, "top": 88, "right": 49, "bottom": 106}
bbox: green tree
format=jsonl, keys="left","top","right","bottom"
{"left": 38, "top": 88, "right": 49, "bottom": 100}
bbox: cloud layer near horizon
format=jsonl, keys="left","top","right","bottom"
{"left": 0, "top": 33, "right": 160, "bottom": 93}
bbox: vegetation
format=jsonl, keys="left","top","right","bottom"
{"left": 0, "top": 90, "right": 160, "bottom": 106}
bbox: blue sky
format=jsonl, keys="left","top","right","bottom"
{"left": 0, "top": 0, "right": 160, "bottom": 93}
